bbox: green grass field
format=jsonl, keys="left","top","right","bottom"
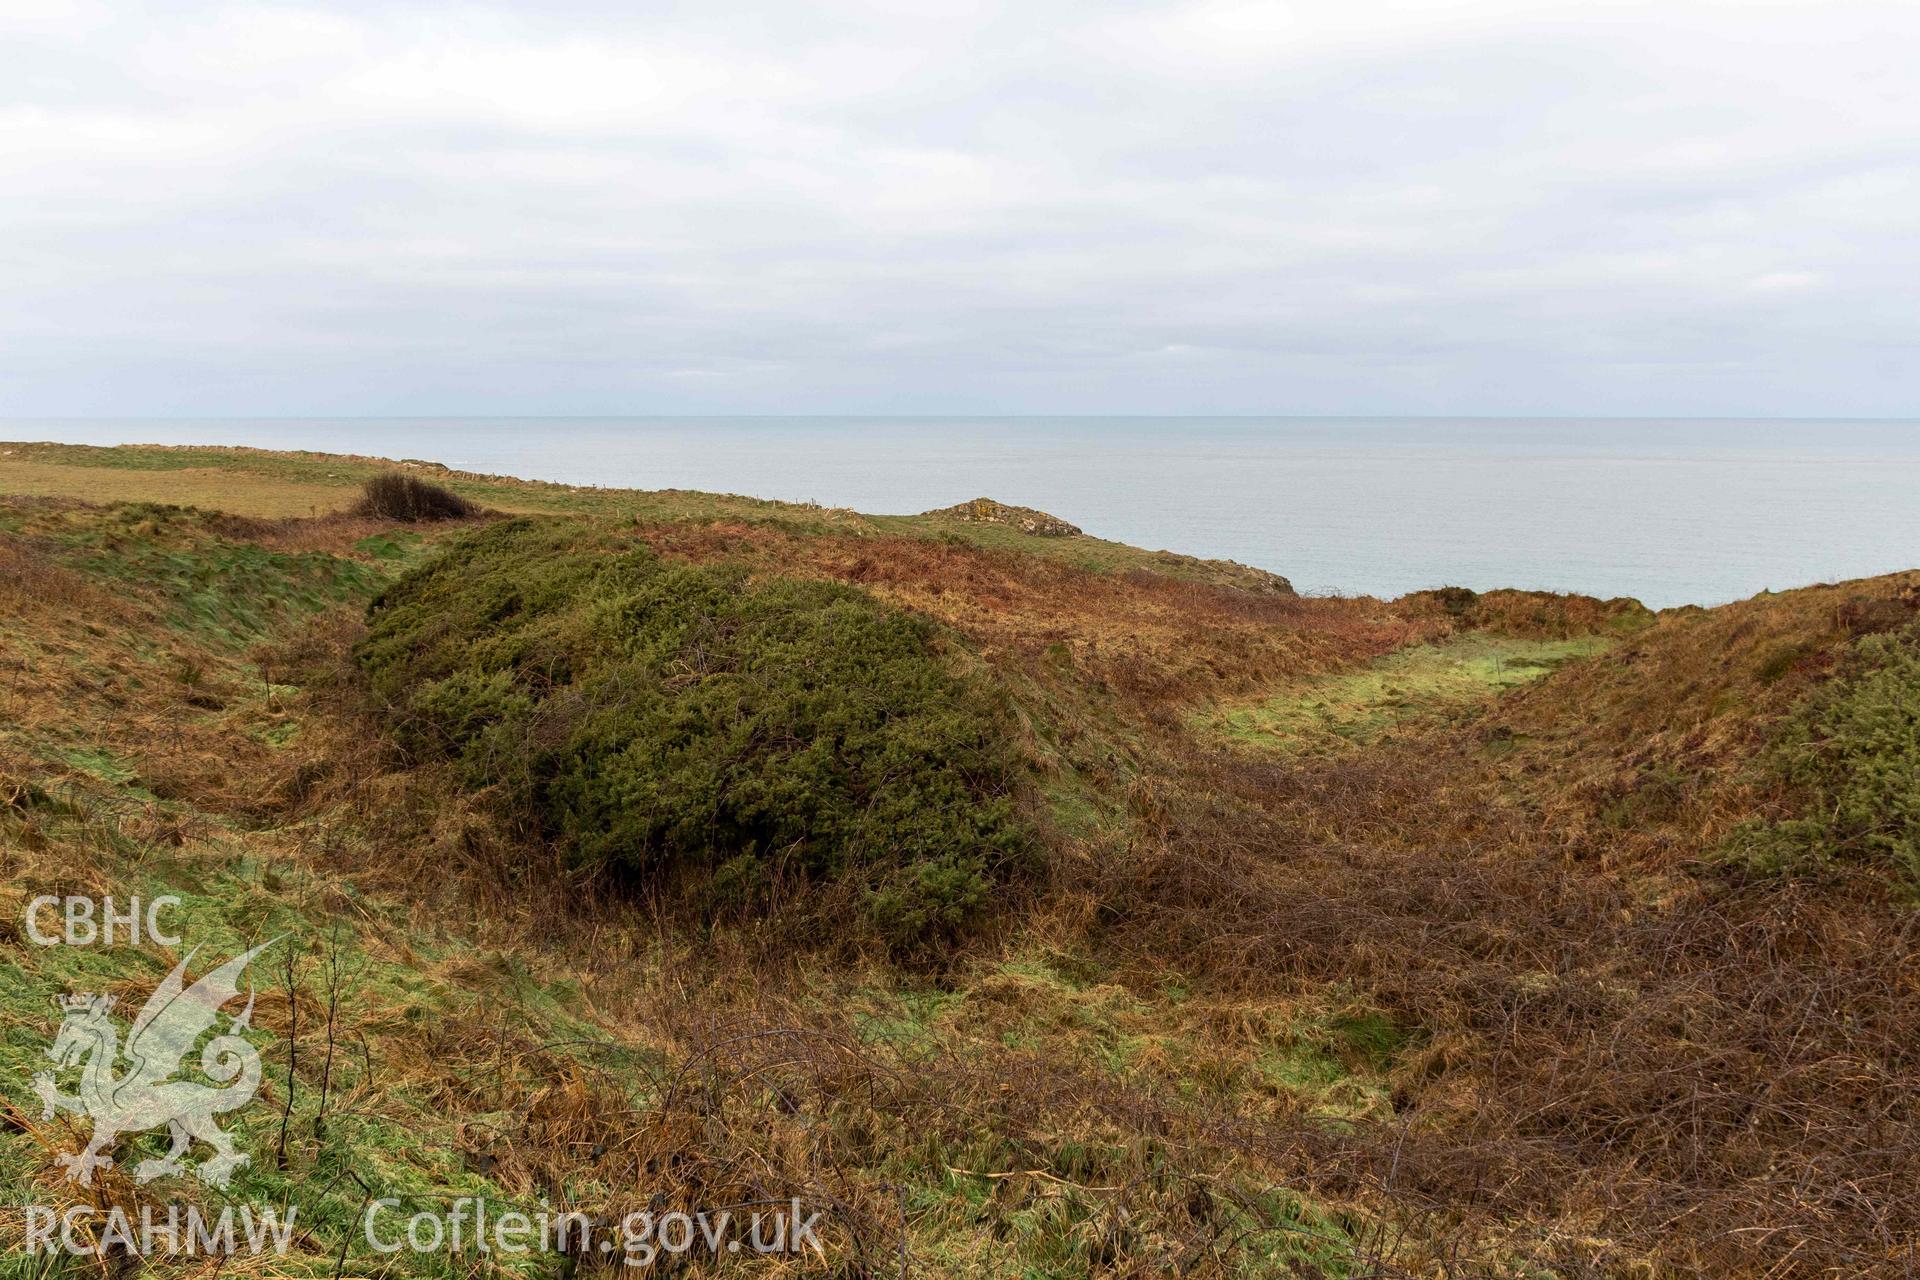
{"left": 1209, "top": 633, "right": 1614, "bottom": 752}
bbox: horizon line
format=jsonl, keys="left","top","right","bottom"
{"left": 4, "top": 413, "right": 1919, "bottom": 424}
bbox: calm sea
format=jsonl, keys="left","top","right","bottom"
{"left": 8, "top": 417, "right": 1917, "bottom": 610}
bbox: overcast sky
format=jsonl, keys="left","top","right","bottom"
{"left": 2, "top": 0, "right": 1915, "bottom": 416}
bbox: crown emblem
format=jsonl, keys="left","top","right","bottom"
{"left": 59, "top": 993, "right": 115, "bottom": 1016}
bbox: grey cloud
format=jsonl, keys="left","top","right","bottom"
{"left": 0, "top": 0, "right": 1916, "bottom": 415}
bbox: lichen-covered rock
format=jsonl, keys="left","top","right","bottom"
{"left": 925, "top": 497, "right": 1082, "bottom": 537}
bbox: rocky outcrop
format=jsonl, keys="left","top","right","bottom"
{"left": 1149, "top": 549, "right": 1294, "bottom": 596}
{"left": 923, "top": 497, "right": 1082, "bottom": 537}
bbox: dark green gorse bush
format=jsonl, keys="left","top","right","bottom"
{"left": 355, "top": 518, "right": 1035, "bottom": 951}
{"left": 1730, "top": 622, "right": 1920, "bottom": 889}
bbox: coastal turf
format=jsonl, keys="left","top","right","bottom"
{"left": 2, "top": 445, "right": 1918, "bottom": 1276}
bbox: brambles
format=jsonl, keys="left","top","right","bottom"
{"left": 352, "top": 473, "right": 479, "bottom": 522}
{"left": 356, "top": 518, "right": 1036, "bottom": 953}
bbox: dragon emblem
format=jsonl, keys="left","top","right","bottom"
{"left": 32, "top": 940, "right": 277, "bottom": 1188}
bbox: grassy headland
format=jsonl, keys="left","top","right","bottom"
{"left": 1, "top": 444, "right": 1916, "bottom": 1277}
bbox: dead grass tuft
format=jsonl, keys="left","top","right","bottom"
{"left": 0, "top": 529, "right": 123, "bottom": 619}
{"left": 352, "top": 474, "right": 482, "bottom": 522}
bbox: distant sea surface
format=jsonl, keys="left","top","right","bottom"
{"left": 8, "top": 417, "right": 1918, "bottom": 610}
